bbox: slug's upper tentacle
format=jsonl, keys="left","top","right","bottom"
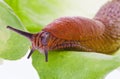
{"left": 7, "top": 26, "right": 33, "bottom": 40}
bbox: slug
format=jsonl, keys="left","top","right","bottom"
{"left": 7, "top": 0, "right": 120, "bottom": 62}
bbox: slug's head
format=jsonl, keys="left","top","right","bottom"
{"left": 7, "top": 26, "right": 50, "bottom": 62}
{"left": 31, "top": 31, "right": 50, "bottom": 62}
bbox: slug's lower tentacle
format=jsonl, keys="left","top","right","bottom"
{"left": 27, "top": 48, "right": 35, "bottom": 59}
{"left": 44, "top": 48, "right": 48, "bottom": 62}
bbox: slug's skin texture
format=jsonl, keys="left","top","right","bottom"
{"left": 43, "top": 0, "right": 120, "bottom": 54}
{"left": 7, "top": 0, "right": 120, "bottom": 61}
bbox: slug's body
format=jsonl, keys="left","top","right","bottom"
{"left": 7, "top": 0, "right": 120, "bottom": 61}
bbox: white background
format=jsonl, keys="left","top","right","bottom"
{"left": 0, "top": 0, "right": 120, "bottom": 79}
{"left": 0, "top": 55, "right": 39, "bottom": 79}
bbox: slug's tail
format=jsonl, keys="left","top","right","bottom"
{"left": 94, "top": 0, "right": 120, "bottom": 39}
{"left": 94, "top": 0, "right": 120, "bottom": 27}
{"left": 7, "top": 26, "right": 33, "bottom": 40}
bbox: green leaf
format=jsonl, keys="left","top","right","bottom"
{"left": 4, "top": 0, "right": 120, "bottom": 79}
{"left": 32, "top": 51, "right": 120, "bottom": 79}
{"left": 0, "top": 2, "right": 29, "bottom": 60}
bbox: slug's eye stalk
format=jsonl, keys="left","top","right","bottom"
{"left": 7, "top": 26, "right": 35, "bottom": 59}
{"left": 6, "top": 26, "right": 33, "bottom": 40}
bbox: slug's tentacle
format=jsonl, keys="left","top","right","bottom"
{"left": 27, "top": 48, "right": 35, "bottom": 59}
{"left": 44, "top": 48, "right": 48, "bottom": 62}
{"left": 7, "top": 26, "right": 33, "bottom": 40}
